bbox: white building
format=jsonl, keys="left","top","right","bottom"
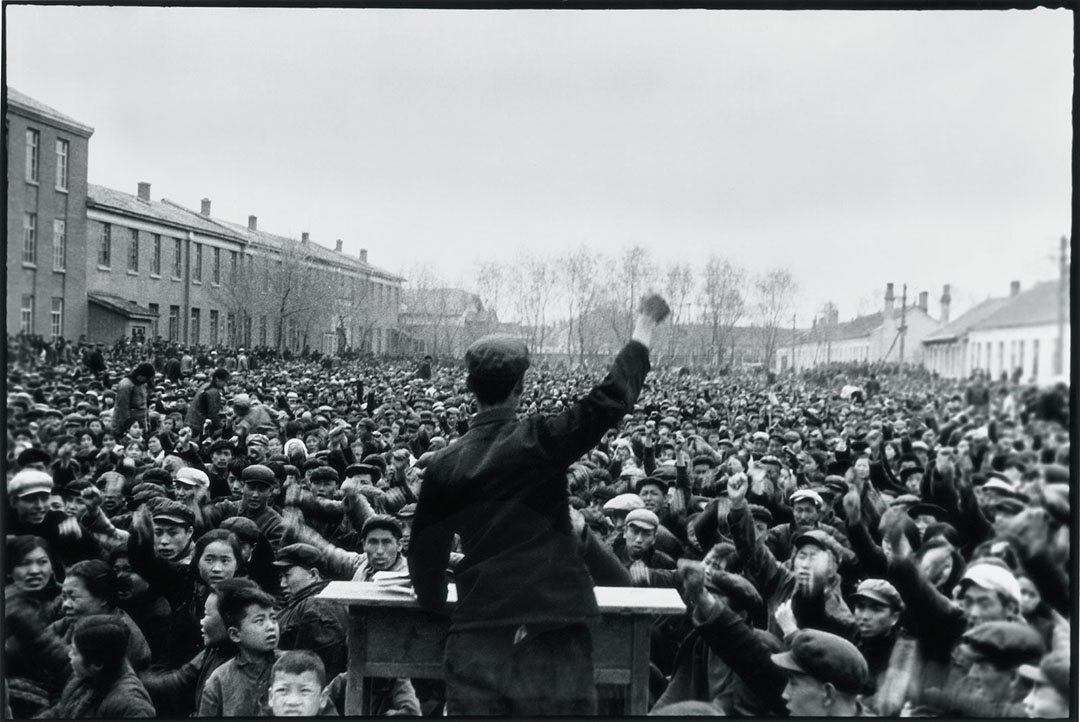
{"left": 925, "top": 280, "right": 1070, "bottom": 385}
{"left": 775, "top": 284, "right": 941, "bottom": 373}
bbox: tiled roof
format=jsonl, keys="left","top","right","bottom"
{"left": 88, "top": 185, "right": 241, "bottom": 239}
{"left": 923, "top": 296, "right": 1012, "bottom": 342}
{"left": 968, "top": 281, "right": 1069, "bottom": 331}
{"left": 6, "top": 87, "right": 94, "bottom": 136}
{"left": 88, "top": 292, "right": 158, "bottom": 318}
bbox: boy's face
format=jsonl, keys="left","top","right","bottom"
{"left": 269, "top": 670, "right": 327, "bottom": 716}
{"left": 229, "top": 604, "right": 279, "bottom": 654}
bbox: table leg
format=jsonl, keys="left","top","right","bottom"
{"left": 628, "top": 618, "right": 651, "bottom": 715}
{"left": 346, "top": 610, "right": 367, "bottom": 715}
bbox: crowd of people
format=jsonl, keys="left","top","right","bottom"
{"left": 3, "top": 320, "right": 1072, "bottom": 717}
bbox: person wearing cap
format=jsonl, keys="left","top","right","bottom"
{"left": 16, "top": 446, "right": 51, "bottom": 472}
{"left": 765, "top": 488, "right": 852, "bottom": 564}
{"left": 273, "top": 544, "right": 349, "bottom": 680}
{"left": 283, "top": 512, "right": 409, "bottom": 584}
{"left": 633, "top": 472, "right": 688, "bottom": 559}
{"left": 847, "top": 578, "right": 917, "bottom": 716}
{"left": 726, "top": 471, "right": 855, "bottom": 643}
{"left": 7, "top": 469, "right": 101, "bottom": 573}
{"left": 229, "top": 393, "right": 280, "bottom": 441}
{"left": 613, "top": 509, "right": 677, "bottom": 588}
{"left": 200, "top": 465, "right": 287, "bottom": 551}
{"left": 185, "top": 368, "right": 231, "bottom": 443}
{"left": 1020, "top": 650, "right": 1070, "bottom": 718}
{"left": 202, "top": 438, "right": 235, "bottom": 500}
{"left": 409, "top": 294, "right": 669, "bottom": 716}
{"left": 112, "top": 362, "right": 156, "bottom": 436}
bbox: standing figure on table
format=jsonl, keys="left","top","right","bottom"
{"left": 409, "top": 294, "right": 669, "bottom": 716}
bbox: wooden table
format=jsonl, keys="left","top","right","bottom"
{"left": 317, "top": 582, "right": 686, "bottom": 715}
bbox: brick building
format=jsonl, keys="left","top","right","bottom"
{"left": 6, "top": 87, "right": 94, "bottom": 341}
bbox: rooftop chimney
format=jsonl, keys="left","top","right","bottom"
{"left": 830, "top": 307, "right": 839, "bottom": 326}
{"left": 884, "top": 283, "right": 895, "bottom": 317}
{"left": 248, "top": 215, "right": 258, "bottom": 231}
{"left": 335, "top": 239, "right": 343, "bottom": 252}
{"left": 201, "top": 198, "right": 211, "bottom": 216}
{"left": 359, "top": 248, "right": 368, "bottom": 264}
{"left": 918, "top": 291, "right": 928, "bottom": 312}
{"left": 1010, "top": 280, "right": 1021, "bottom": 297}
{"left": 301, "top": 232, "right": 309, "bottom": 243}
{"left": 940, "top": 284, "right": 951, "bottom": 324}
{"left": 137, "top": 182, "right": 150, "bottom": 202}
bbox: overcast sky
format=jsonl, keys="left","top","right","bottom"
{"left": 6, "top": 7, "right": 1071, "bottom": 324}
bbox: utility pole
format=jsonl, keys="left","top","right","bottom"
{"left": 791, "top": 313, "right": 797, "bottom": 374}
{"left": 899, "top": 284, "right": 908, "bottom": 377}
{"left": 1057, "top": 235, "right": 1068, "bottom": 376}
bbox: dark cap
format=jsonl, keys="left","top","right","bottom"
{"left": 151, "top": 499, "right": 195, "bottom": 527}
{"left": 899, "top": 466, "right": 925, "bottom": 481}
{"left": 792, "top": 529, "right": 843, "bottom": 561}
{"left": 961, "top": 621, "right": 1045, "bottom": 670}
{"left": 273, "top": 543, "right": 324, "bottom": 571}
{"left": 907, "top": 502, "right": 950, "bottom": 522}
{"left": 141, "top": 468, "right": 172, "bottom": 486}
{"left": 465, "top": 334, "right": 530, "bottom": 381}
{"left": 850, "top": 578, "right": 904, "bottom": 610}
{"left": 635, "top": 476, "right": 669, "bottom": 495}
{"left": 759, "top": 455, "right": 782, "bottom": 467}
{"left": 209, "top": 439, "right": 235, "bottom": 455}
{"left": 241, "top": 464, "right": 276, "bottom": 486}
{"left": 361, "top": 514, "right": 403, "bottom": 540}
{"left": 770, "top": 629, "right": 869, "bottom": 694}
{"left": 219, "top": 516, "right": 260, "bottom": 544}
{"left": 345, "top": 463, "right": 382, "bottom": 482}
{"left": 17, "top": 447, "right": 51, "bottom": 467}
{"left": 747, "top": 503, "right": 773, "bottom": 525}
{"left": 308, "top": 466, "right": 340, "bottom": 484}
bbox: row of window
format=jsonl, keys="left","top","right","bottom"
{"left": 22, "top": 214, "right": 66, "bottom": 270}
{"left": 146, "top": 305, "right": 268, "bottom": 348}
{"left": 969, "top": 338, "right": 1040, "bottom": 377}
{"left": 18, "top": 295, "right": 64, "bottom": 340}
{"left": 25, "top": 129, "right": 69, "bottom": 191}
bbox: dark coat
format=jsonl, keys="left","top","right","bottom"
{"left": 410, "top": 341, "right": 651, "bottom": 631}
{"left": 40, "top": 661, "right": 155, "bottom": 718}
{"left": 277, "top": 579, "right": 349, "bottom": 679}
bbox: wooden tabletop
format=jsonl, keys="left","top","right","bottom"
{"left": 317, "top": 582, "right": 686, "bottom": 615}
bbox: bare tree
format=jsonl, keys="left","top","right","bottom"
{"left": 512, "top": 252, "right": 557, "bottom": 354}
{"left": 699, "top": 255, "right": 746, "bottom": 369}
{"left": 753, "top": 268, "right": 798, "bottom": 373}
{"left": 475, "top": 260, "right": 507, "bottom": 334}
{"left": 603, "top": 245, "right": 656, "bottom": 342}
{"left": 559, "top": 246, "right": 603, "bottom": 367}
{"left": 661, "top": 261, "right": 695, "bottom": 364}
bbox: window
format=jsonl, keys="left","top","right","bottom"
{"left": 23, "top": 213, "right": 37, "bottom": 264}
{"left": 259, "top": 315, "right": 267, "bottom": 346}
{"left": 128, "top": 228, "right": 139, "bottom": 272}
{"left": 190, "top": 308, "right": 201, "bottom": 345}
{"left": 1018, "top": 340, "right": 1025, "bottom": 375}
{"left": 212, "top": 247, "right": 221, "bottom": 284}
{"left": 1033, "top": 339, "right": 1040, "bottom": 378}
{"left": 25, "top": 129, "right": 39, "bottom": 183}
{"left": 227, "top": 313, "right": 236, "bottom": 347}
{"left": 100, "top": 224, "right": 112, "bottom": 267}
{"left": 230, "top": 251, "right": 238, "bottom": 280}
{"left": 149, "top": 303, "right": 160, "bottom": 340}
{"left": 52, "top": 219, "right": 66, "bottom": 271}
{"left": 173, "top": 239, "right": 183, "bottom": 278}
{"left": 151, "top": 235, "right": 162, "bottom": 275}
{"left": 168, "top": 305, "right": 180, "bottom": 342}
{"left": 50, "top": 298, "right": 63, "bottom": 340}
{"left": 243, "top": 316, "right": 253, "bottom": 347}
{"left": 209, "top": 310, "right": 219, "bottom": 345}
{"left": 998, "top": 342, "right": 1004, "bottom": 375}
{"left": 193, "top": 243, "right": 203, "bottom": 282}
{"left": 55, "top": 139, "right": 69, "bottom": 190}
{"left": 20, "top": 295, "right": 34, "bottom": 333}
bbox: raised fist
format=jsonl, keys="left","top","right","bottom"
{"left": 638, "top": 294, "right": 671, "bottom": 324}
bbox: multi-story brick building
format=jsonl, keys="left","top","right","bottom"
{"left": 85, "top": 183, "right": 404, "bottom": 353}
{"left": 6, "top": 87, "right": 94, "bottom": 341}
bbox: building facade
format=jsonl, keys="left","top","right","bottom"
{"left": 6, "top": 88, "right": 94, "bottom": 342}
{"left": 774, "top": 284, "right": 942, "bottom": 373}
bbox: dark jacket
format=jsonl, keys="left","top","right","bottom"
{"left": 140, "top": 642, "right": 235, "bottom": 717}
{"left": 40, "top": 661, "right": 155, "bottom": 718}
{"left": 410, "top": 340, "right": 651, "bottom": 631}
{"left": 277, "top": 579, "right": 349, "bottom": 679}
{"left": 185, "top": 382, "right": 223, "bottom": 437}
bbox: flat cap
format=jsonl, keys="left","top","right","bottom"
{"left": 141, "top": 468, "right": 173, "bottom": 486}
{"left": 899, "top": 466, "right": 925, "bottom": 481}
{"left": 151, "top": 499, "right": 195, "bottom": 526}
{"left": 273, "top": 543, "right": 324, "bottom": 571}
{"left": 747, "top": 503, "right": 773, "bottom": 525}
{"left": 635, "top": 476, "right": 670, "bottom": 495}
{"left": 240, "top": 464, "right": 276, "bottom": 486}
{"left": 175, "top": 467, "right": 210, "bottom": 488}
{"left": 361, "top": 514, "right": 403, "bottom": 540}
{"left": 208, "top": 439, "right": 235, "bottom": 454}
{"left": 396, "top": 503, "right": 418, "bottom": 519}
{"left": 792, "top": 529, "right": 844, "bottom": 561}
{"left": 17, "top": 447, "right": 52, "bottom": 467}
{"left": 625, "top": 508, "right": 660, "bottom": 531}
{"left": 790, "top": 489, "right": 824, "bottom": 507}
{"left": 1016, "top": 651, "right": 1070, "bottom": 698}
{"left": 345, "top": 463, "right": 382, "bottom": 481}
{"left": 961, "top": 621, "right": 1045, "bottom": 670}
{"left": 850, "top": 578, "right": 904, "bottom": 610}
{"left": 960, "top": 562, "right": 1021, "bottom": 607}
{"left": 907, "top": 502, "right": 949, "bottom": 522}
{"left": 8, "top": 470, "right": 53, "bottom": 498}
{"left": 219, "top": 516, "right": 261, "bottom": 543}
{"left": 465, "top": 334, "right": 530, "bottom": 380}
{"left": 308, "top": 466, "right": 340, "bottom": 483}
{"left": 246, "top": 434, "right": 270, "bottom": 448}
{"left": 770, "top": 629, "right": 869, "bottom": 694}
{"left": 602, "top": 493, "right": 645, "bottom": 514}
{"left": 759, "top": 455, "right": 782, "bottom": 468}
